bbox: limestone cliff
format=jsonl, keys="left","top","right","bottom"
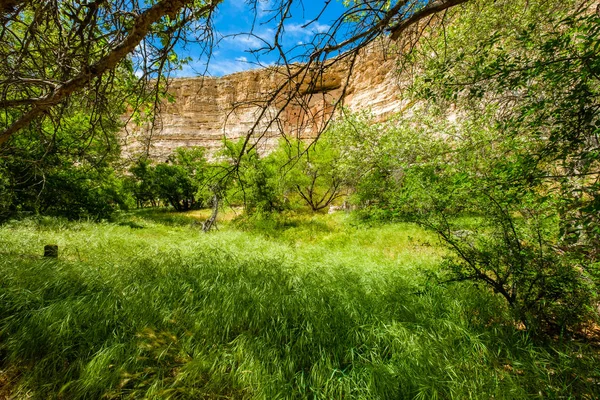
{"left": 121, "top": 40, "right": 406, "bottom": 160}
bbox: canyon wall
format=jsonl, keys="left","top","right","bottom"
{"left": 121, "top": 40, "right": 406, "bottom": 160}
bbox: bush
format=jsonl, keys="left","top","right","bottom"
{"left": 426, "top": 190, "right": 599, "bottom": 334}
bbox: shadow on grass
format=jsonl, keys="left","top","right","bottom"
{"left": 116, "top": 208, "right": 201, "bottom": 227}
{"left": 232, "top": 211, "right": 337, "bottom": 241}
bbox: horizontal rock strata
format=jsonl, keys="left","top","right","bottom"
{"left": 121, "top": 40, "right": 406, "bottom": 160}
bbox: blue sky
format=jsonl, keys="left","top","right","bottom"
{"left": 175, "top": 0, "right": 348, "bottom": 77}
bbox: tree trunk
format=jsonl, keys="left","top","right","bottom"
{"left": 202, "top": 193, "right": 219, "bottom": 233}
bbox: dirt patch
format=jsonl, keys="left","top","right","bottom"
{"left": 580, "top": 323, "right": 600, "bottom": 344}
{"left": 0, "top": 367, "right": 22, "bottom": 400}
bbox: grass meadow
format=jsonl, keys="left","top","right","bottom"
{"left": 0, "top": 210, "right": 598, "bottom": 399}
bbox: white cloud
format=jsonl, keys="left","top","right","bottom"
{"left": 257, "top": 0, "right": 275, "bottom": 17}
{"left": 208, "top": 59, "right": 258, "bottom": 76}
{"left": 285, "top": 23, "right": 305, "bottom": 36}
{"left": 220, "top": 33, "right": 268, "bottom": 50}
{"left": 172, "top": 60, "right": 210, "bottom": 77}
{"left": 312, "top": 21, "right": 331, "bottom": 34}
{"left": 171, "top": 57, "right": 260, "bottom": 78}
{"left": 284, "top": 21, "right": 331, "bottom": 40}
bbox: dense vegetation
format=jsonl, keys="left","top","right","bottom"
{"left": 1, "top": 0, "right": 599, "bottom": 398}
{"left": 1, "top": 213, "right": 599, "bottom": 399}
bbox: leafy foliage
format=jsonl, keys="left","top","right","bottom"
{"left": 409, "top": 0, "right": 600, "bottom": 254}
{"left": 385, "top": 0, "right": 600, "bottom": 333}
{"left": 221, "top": 139, "right": 284, "bottom": 215}
{"left": 128, "top": 158, "right": 160, "bottom": 208}
{"left": 273, "top": 133, "right": 348, "bottom": 211}
{"left": 128, "top": 147, "right": 210, "bottom": 212}
{"left": 0, "top": 84, "right": 132, "bottom": 220}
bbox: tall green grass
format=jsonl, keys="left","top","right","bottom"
{"left": 0, "top": 215, "right": 598, "bottom": 399}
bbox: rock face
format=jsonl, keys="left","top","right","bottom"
{"left": 121, "top": 40, "right": 406, "bottom": 160}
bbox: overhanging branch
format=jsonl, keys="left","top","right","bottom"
{"left": 389, "top": 0, "right": 469, "bottom": 40}
{"left": 0, "top": 0, "right": 205, "bottom": 146}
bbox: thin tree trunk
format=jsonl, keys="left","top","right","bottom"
{"left": 202, "top": 193, "right": 219, "bottom": 232}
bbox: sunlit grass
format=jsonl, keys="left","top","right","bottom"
{"left": 0, "top": 212, "right": 598, "bottom": 399}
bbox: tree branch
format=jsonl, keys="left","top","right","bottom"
{"left": 390, "top": 0, "right": 469, "bottom": 40}
{"left": 0, "top": 0, "right": 24, "bottom": 16}
{"left": 0, "top": 0, "right": 205, "bottom": 146}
